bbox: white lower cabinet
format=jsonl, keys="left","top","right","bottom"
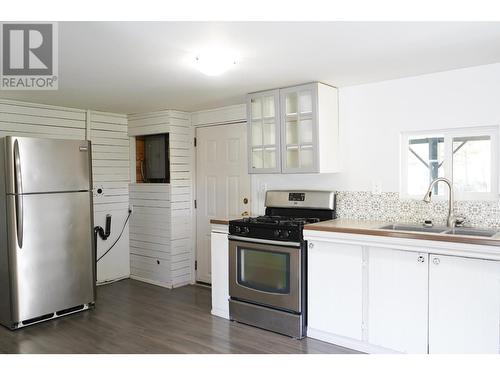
{"left": 305, "top": 233, "right": 500, "bottom": 354}
{"left": 210, "top": 229, "right": 229, "bottom": 319}
{"left": 308, "top": 240, "right": 363, "bottom": 341}
{"left": 367, "top": 247, "right": 429, "bottom": 353}
{"left": 428, "top": 254, "right": 500, "bottom": 354}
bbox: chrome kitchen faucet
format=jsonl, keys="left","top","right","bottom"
{"left": 422, "top": 177, "right": 458, "bottom": 228}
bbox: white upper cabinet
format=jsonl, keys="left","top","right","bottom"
{"left": 247, "top": 82, "right": 339, "bottom": 174}
{"left": 247, "top": 89, "right": 281, "bottom": 173}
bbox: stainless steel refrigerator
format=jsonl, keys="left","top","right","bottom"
{"left": 0, "top": 136, "right": 95, "bottom": 329}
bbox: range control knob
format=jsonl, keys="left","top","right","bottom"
{"left": 242, "top": 227, "right": 250, "bottom": 235}
{"left": 234, "top": 226, "right": 242, "bottom": 234}
{"left": 282, "top": 230, "right": 291, "bottom": 239}
{"left": 273, "top": 229, "right": 281, "bottom": 238}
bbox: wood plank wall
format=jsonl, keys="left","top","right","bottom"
{"left": 0, "top": 99, "right": 130, "bottom": 283}
{"left": 128, "top": 110, "right": 194, "bottom": 288}
{"left": 89, "top": 111, "right": 130, "bottom": 282}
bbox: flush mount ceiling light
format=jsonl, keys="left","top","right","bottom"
{"left": 194, "top": 48, "right": 237, "bottom": 76}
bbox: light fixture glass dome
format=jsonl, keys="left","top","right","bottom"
{"left": 194, "top": 48, "right": 236, "bottom": 76}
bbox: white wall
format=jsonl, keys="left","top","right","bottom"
{"left": 251, "top": 63, "right": 500, "bottom": 214}
{"left": 89, "top": 111, "right": 130, "bottom": 283}
{"left": 0, "top": 99, "right": 130, "bottom": 283}
{"left": 128, "top": 110, "right": 194, "bottom": 288}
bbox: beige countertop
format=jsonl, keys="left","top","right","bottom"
{"left": 304, "top": 219, "right": 500, "bottom": 247}
{"left": 210, "top": 218, "right": 230, "bottom": 225}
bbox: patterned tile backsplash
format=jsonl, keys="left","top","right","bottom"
{"left": 335, "top": 191, "right": 500, "bottom": 228}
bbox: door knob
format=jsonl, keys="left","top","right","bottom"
{"left": 243, "top": 197, "right": 249, "bottom": 204}
{"left": 433, "top": 257, "right": 440, "bottom": 265}
{"left": 241, "top": 211, "right": 249, "bottom": 217}
{"left": 417, "top": 256, "right": 425, "bottom": 263}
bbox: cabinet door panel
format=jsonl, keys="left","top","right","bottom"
{"left": 368, "top": 248, "right": 428, "bottom": 353}
{"left": 308, "top": 241, "right": 363, "bottom": 340}
{"left": 211, "top": 231, "right": 229, "bottom": 318}
{"left": 280, "top": 84, "right": 318, "bottom": 173}
{"left": 429, "top": 254, "right": 500, "bottom": 354}
{"left": 247, "top": 90, "right": 281, "bottom": 173}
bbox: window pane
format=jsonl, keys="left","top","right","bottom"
{"left": 251, "top": 98, "right": 261, "bottom": 119}
{"left": 407, "top": 136, "right": 445, "bottom": 196}
{"left": 262, "top": 96, "right": 275, "bottom": 118}
{"left": 453, "top": 136, "right": 491, "bottom": 193}
{"left": 285, "top": 93, "right": 298, "bottom": 115}
{"left": 286, "top": 120, "right": 298, "bottom": 145}
{"left": 263, "top": 147, "right": 276, "bottom": 169}
{"left": 262, "top": 121, "right": 276, "bottom": 145}
{"left": 251, "top": 121, "right": 262, "bottom": 146}
{"left": 299, "top": 90, "right": 312, "bottom": 114}
{"left": 252, "top": 148, "right": 263, "bottom": 169}
{"left": 237, "top": 248, "right": 290, "bottom": 294}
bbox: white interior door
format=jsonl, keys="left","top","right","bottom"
{"left": 195, "top": 123, "right": 251, "bottom": 283}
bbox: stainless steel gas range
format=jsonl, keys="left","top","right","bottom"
{"left": 228, "top": 190, "right": 336, "bottom": 339}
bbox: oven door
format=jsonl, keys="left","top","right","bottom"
{"left": 228, "top": 236, "right": 302, "bottom": 313}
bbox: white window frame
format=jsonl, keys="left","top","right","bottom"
{"left": 400, "top": 125, "right": 499, "bottom": 201}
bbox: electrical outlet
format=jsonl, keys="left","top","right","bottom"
{"left": 371, "top": 180, "right": 382, "bottom": 195}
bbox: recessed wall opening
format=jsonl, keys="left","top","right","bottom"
{"left": 135, "top": 133, "right": 170, "bottom": 183}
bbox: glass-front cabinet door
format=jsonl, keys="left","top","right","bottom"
{"left": 247, "top": 89, "right": 281, "bottom": 173}
{"left": 237, "top": 247, "right": 290, "bottom": 294}
{"left": 280, "top": 84, "right": 318, "bottom": 173}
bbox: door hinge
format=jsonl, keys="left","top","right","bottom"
{"left": 195, "top": 260, "right": 198, "bottom": 271}
{"left": 194, "top": 199, "right": 197, "bottom": 209}
{"left": 194, "top": 137, "right": 197, "bottom": 147}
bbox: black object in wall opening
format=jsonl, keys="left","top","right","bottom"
{"left": 141, "top": 133, "right": 170, "bottom": 183}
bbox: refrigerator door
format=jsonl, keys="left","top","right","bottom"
{"left": 4, "top": 136, "right": 91, "bottom": 195}
{"left": 7, "top": 191, "right": 95, "bottom": 323}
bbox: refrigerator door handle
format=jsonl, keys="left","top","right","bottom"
{"left": 14, "top": 139, "right": 23, "bottom": 248}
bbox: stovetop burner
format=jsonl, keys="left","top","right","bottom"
{"left": 240, "top": 215, "right": 321, "bottom": 226}
{"left": 229, "top": 190, "right": 336, "bottom": 242}
{"left": 230, "top": 215, "right": 325, "bottom": 242}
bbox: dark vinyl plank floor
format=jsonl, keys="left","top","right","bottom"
{"left": 0, "top": 279, "right": 359, "bottom": 354}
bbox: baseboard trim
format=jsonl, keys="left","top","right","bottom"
{"left": 211, "top": 308, "right": 230, "bottom": 320}
{"left": 130, "top": 275, "right": 173, "bottom": 289}
{"left": 96, "top": 275, "right": 130, "bottom": 286}
{"left": 307, "top": 328, "right": 400, "bottom": 354}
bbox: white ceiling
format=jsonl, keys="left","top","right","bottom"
{"left": 2, "top": 21, "right": 500, "bottom": 114}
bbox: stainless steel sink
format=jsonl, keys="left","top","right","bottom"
{"left": 378, "top": 224, "right": 448, "bottom": 233}
{"left": 443, "top": 228, "right": 499, "bottom": 237}
{"left": 378, "top": 224, "right": 499, "bottom": 238}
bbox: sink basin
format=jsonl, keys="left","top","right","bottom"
{"left": 443, "top": 228, "right": 499, "bottom": 237}
{"left": 378, "top": 224, "right": 499, "bottom": 238}
{"left": 378, "top": 224, "right": 447, "bottom": 233}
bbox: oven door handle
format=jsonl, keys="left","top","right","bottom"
{"left": 228, "top": 235, "right": 301, "bottom": 248}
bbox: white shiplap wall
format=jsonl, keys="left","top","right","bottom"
{"left": 0, "top": 99, "right": 87, "bottom": 139}
{"left": 129, "top": 183, "right": 171, "bottom": 287}
{"left": 89, "top": 111, "right": 130, "bottom": 282}
{"left": 0, "top": 99, "right": 130, "bottom": 283}
{"left": 128, "top": 110, "right": 194, "bottom": 288}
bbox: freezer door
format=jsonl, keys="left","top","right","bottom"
{"left": 7, "top": 191, "right": 95, "bottom": 323}
{"left": 4, "top": 136, "right": 91, "bottom": 194}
